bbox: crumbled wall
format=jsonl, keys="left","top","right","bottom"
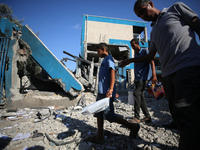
{"left": 10, "top": 28, "right": 44, "bottom": 100}
{"left": 10, "top": 29, "right": 24, "bottom": 100}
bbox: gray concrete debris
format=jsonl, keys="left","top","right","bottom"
{"left": 0, "top": 91, "right": 179, "bottom": 150}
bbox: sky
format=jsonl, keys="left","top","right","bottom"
{"left": 1, "top": 0, "right": 200, "bottom": 71}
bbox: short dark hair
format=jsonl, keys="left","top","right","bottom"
{"left": 134, "top": 0, "right": 150, "bottom": 11}
{"left": 96, "top": 43, "right": 109, "bottom": 52}
{"left": 130, "top": 39, "right": 139, "bottom": 44}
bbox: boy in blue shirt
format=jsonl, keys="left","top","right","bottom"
{"left": 88, "top": 43, "right": 140, "bottom": 144}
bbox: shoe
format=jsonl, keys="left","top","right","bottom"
{"left": 129, "top": 123, "right": 140, "bottom": 138}
{"left": 140, "top": 117, "right": 152, "bottom": 123}
{"left": 129, "top": 118, "right": 140, "bottom": 123}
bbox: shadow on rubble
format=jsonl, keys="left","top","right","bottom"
{"left": 0, "top": 128, "right": 45, "bottom": 150}
{"left": 145, "top": 98, "right": 179, "bottom": 133}
{"left": 0, "top": 136, "right": 12, "bottom": 150}
{"left": 49, "top": 111, "right": 178, "bottom": 150}
{"left": 117, "top": 94, "right": 178, "bottom": 133}
{"left": 51, "top": 111, "right": 138, "bottom": 149}
{"left": 134, "top": 136, "right": 179, "bottom": 150}
{"left": 0, "top": 132, "right": 45, "bottom": 150}
{"left": 24, "top": 145, "right": 45, "bottom": 150}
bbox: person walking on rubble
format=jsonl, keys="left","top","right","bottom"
{"left": 87, "top": 43, "right": 140, "bottom": 144}
{"left": 119, "top": 0, "right": 200, "bottom": 149}
{"left": 129, "top": 39, "right": 157, "bottom": 124}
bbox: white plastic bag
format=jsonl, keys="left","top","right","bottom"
{"left": 81, "top": 97, "right": 110, "bottom": 115}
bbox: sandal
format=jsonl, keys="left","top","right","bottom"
{"left": 129, "top": 118, "right": 140, "bottom": 123}
{"left": 140, "top": 117, "right": 152, "bottom": 123}
{"left": 86, "top": 136, "right": 104, "bottom": 144}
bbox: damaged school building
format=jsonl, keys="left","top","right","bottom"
{"left": 0, "top": 15, "right": 162, "bottom": 108}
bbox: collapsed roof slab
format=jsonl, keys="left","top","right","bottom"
{"left": 20, "top": 25, "right": 84, "bottom": 96}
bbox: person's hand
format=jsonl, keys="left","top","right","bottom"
{"left": 151, "top": 75, "right": 157, "bottom": 84}
{"left": 118, "top": 59, "right": 131, "bottom": 68}
{"left": 106, "top": 89, "right": 113, "bottom": 98}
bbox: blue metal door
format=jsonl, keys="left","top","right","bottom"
{"left": 0, "top": 37, "right": 10, "bottom": 103}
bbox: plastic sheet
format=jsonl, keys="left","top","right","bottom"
{"left": 81, "top": 97, "right": 110, "bottom": 115}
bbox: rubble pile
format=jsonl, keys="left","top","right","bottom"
{"left": 0, "top": 92, "right": 179, "bottom": 150}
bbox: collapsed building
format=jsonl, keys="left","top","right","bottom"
{"left": 0, "top": 18, "right": 84, "bottom": 108}
{"left": 0, "top": 16, "right": 162, "bottom": 108}
{"left": 78, "top": 15, "right": 162, "bottom": 90}
{"left": 79, "top": 15, "right": 149, "bottom": 91}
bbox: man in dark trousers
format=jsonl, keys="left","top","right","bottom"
{"left": 129, "top": 39, "right": 157, "bottom": 124}
{"left": 119, "top": 1, "right": 200, "bottom": 149}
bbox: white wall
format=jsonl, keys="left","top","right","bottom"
{"left": 86, "top": 21, "right": 133, "bottom": 43}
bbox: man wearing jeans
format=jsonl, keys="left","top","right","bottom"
{"left": 129, "top": 39, "right": 157, "bottom": 124}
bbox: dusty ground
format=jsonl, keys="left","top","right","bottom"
{"left": 0, "top": 90, "right": 179, "bottom": 150}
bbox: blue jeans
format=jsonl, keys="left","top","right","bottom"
{"left": 163, "top": 66, "right": 200, "bottom": 150}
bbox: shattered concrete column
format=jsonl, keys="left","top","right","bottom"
{"left": 88, "top": 57, "right": 94, "bottom": 85}
{"left": 10, "top": 29, "right": 24, "bottom": 100}
{"left": 94, "top": 65, "right": 99, "bottom": 96}
{"left": 94, "top": 58, "right": 102, "bottom": 95}
{"left": 75, "top": 58, "right": 81, "bottom": 78}
{"left": 10, "top": 28, "right": 32, "bottom": 100}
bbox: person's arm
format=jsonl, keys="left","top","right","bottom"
{"left": 106, "top": 69, "right": 115, "bottom": 98}
{"left": 189, "top": 17, "right": 200, "bottom": 39}
{"left": 150, "top": 60, "right": 157, "bottom": 84}
{"left": 119, "top": 50, "right": 156, "bottom": 68}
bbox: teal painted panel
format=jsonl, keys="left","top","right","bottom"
{"left": 0, "top": 18, "right": 19, "bottom": 37}
{"left": 5, "top": 39, "right": 15, "bottom": 103}
{"left": 21, "top": 25, "right": 83, "bottom": 92}
{"left": 85, "top": 15, "right": 147, "bottom": 27}
{"left": 81, "top": 15, "right": 86, "bottom": 58}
